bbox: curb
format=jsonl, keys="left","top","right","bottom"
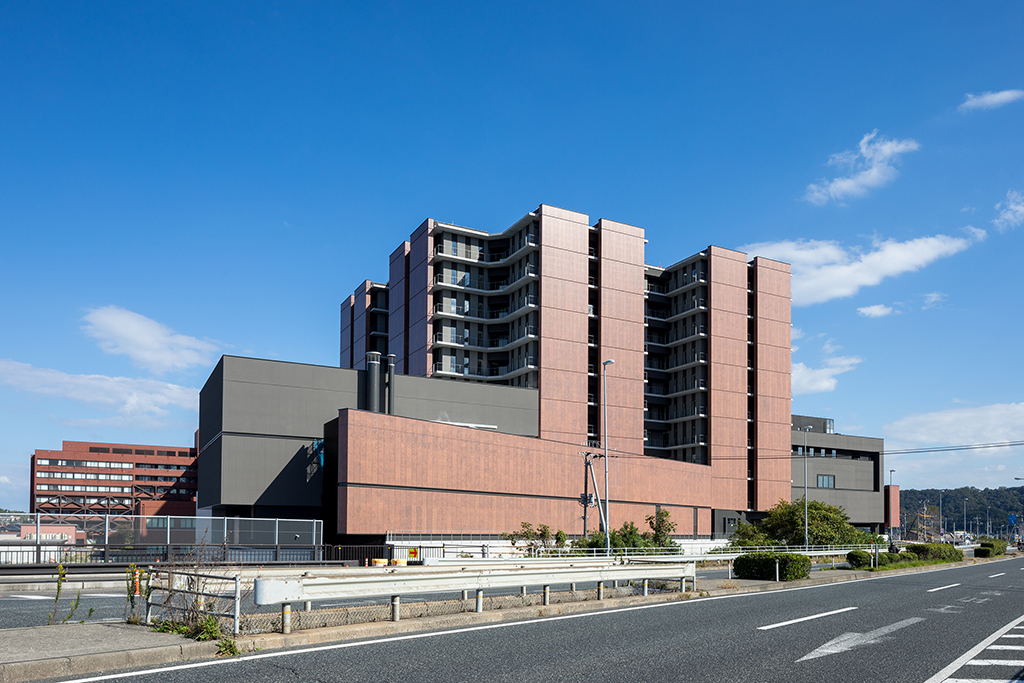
{"left": 0, "top": 641, "right": 219, "bottom": 683}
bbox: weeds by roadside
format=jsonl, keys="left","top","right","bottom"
{"left": 47, "top": 563, "right": 93, "bottom": 625}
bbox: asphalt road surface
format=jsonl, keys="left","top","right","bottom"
{"left": 34, "top": 556, "right": 1024, "bottom": 683}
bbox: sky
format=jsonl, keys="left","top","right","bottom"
{"left": 1, "top": 2, "right": 1023, "bottom": 512}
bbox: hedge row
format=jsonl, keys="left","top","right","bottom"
{"left": 980, "top": 540, "right": 1008, "bottom": 556}
{"left": 733, "top": 552, "right": 811, "bottom": 581}
{"left": 975, "top": 547, "right": 992, "bottom": 558}
{"left": 906, "top": 543, "right": 964, "bottom": 562}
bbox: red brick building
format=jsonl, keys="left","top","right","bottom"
{"left": 31, "top": 441, "right": 198, "bottom": 517}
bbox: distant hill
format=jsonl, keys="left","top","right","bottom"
{"left": 900, "top": 486, "right": 1024, "bottom": 536}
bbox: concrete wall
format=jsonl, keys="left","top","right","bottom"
{"left": 197, "top": 355, "right": 539, "bottom": 512}
{"left": 790, "top": 429, "right": 885, "bottom": 527}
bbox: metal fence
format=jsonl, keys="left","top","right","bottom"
{"left": 0, "top": 513, "right": 324, "bottom": 566}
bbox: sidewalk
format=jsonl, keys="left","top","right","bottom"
{"left": 0, "top": 557, "right": 1008, "bottom": 683}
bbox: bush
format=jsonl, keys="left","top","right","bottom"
{"left": 980, "top": 540, "right": 1008, "bottom": 556}
{"left": 906, "top": 543, "right": 964, "bottom": 562}
{"left": 975, "top": 547, "right": 992, "bottom": 558}
{"left": 882, "top": 552, "right": 901, "bottom": 565}
{"left": 734, "top": 552, "right": 810, "bottom": 581}
{"left": 847, "top": 549, "right": 871, "bottom": 568}
{"left": 900, "top": 551, "right": 918, "bottom": 562}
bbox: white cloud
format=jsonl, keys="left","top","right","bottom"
{"left": 742, "top": 232, "right": 978, "bottom": 306}
{"left": 0, "top": 476, "right": 11, "bottom": 485}
{"left": 958, "top": 90, "right": 1024, "bottom": 112}
{"left": 922, "top": 292, "right": 946, "bottom": 309}
{"left": 803, "top": 130, "right": 920, "bottom": 206}
{"left": 792, "top": 356, "right": 862, "bottom": 395}
{"left": 993, "top": 190, "right": 1024, "bottom": 232}
{"left": 791, "top": 327, "right": 804, "bottom": 341}
{"left": 858, "top": 304, "right": 893, "bottom": 318}
{"left": 0, "top": 359, "right": 198, "bottom": 420}
{"left": 886, "top": 403, "right": 1024, "bottom": 445}
{"left": 82, "top": 306, "right": 218, "bottom": 376}
{"left": 821, "top": 339, "right": 841, "bottom": 354}
{"left": 962, "top": 225, "right": 987, "bottom": 241}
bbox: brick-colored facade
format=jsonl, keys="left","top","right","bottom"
{"left": 30, "top": 441, "right": 198, "bottom": 516}
{"left": 332, "top": 204, "right": 792, "bottom": 537}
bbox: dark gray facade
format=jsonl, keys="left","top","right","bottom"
{"left": 197, "top": 356, "right": 540, "bottom": 518}
{"left": 791, "top": 414, "right": 884, "bottom": 532}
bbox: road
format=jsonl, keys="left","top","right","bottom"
{"left": 29, "top": 555, "right": 1024, "bottom": 683}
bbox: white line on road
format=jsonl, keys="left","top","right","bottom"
{"left": 989, "top": 573, "right": 1007, "bottom": 578}
{"left": 967, "top": 660, "right": 1024, "bottom": 666}
{"left": 945, "top": 679, "right": 1024, "bottom": 683}
{"left": 987, "top": 644, "right": 1024, "bottom": 650}
{"left": 928, "top": 583, "right": 961, "bottom": 592}
{"left": 999, "top": 634, "right": 1024, "bottom": 638}
{"left": 7, "top": 595, "right": 50, "bottom": 600}
{"left": 757, "top": 607, "right": 857, "bottom": 631}
{"left": 923, "top": 612, "right": 1024, "bottom": 683}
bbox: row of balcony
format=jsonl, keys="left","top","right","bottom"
{"left": 645, "top": 406, "right": 707, "bottom": 421}
{"left": 645, "top": 351, "right": 707, "bottom": 371}
{"left": 432, "top": 264, "right": 538, "bottom": 292}
{"left": 645, "top": 378, "right": 708, "bottom": 396}
{"left": 643, "top": 432, "right": 706, "bottom": 447}
{"left": 432, "top": 355, "right": 538, "bottom": 379}
{"left": 645, "top": 298, "right": 707, "bottom": 321}
{"left": 433, "top": 294, "right": 538, "bottom": 321}
{"left": 644, "top": 273, "right": 707, "bottom": 297}
{"left": 432, "top": 325, "right": 538, "bottom": 349}
{"left": 433, "top": 234, "right": 538, "bottom": 264}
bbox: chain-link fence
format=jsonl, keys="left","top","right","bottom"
{"left": 181, "top": 580, "right": 693, "bottom": 636}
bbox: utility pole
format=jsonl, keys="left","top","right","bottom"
{"left": 602, "top": 358, "right": 615, "bottom": 557}
{"left": 797, "top": 425, "right": 812, "bottom": 549}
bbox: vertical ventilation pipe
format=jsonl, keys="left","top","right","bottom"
{"left": 387, "top": 354, "right": 396, "bottom": 415}
{"left": 366, "top": 351, "right": 381, "bottom": 413}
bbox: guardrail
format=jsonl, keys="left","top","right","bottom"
{"left": 253, "top": 562, "right": 696, "bottom": 633}
{"left": 147, "top": 569, "right": 242, "bottom": 636}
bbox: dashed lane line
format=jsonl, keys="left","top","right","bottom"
{"left": 928, "top": 583, "right": 962, "bottom": 592}
{"left": 757, "top": 607, "right": 857, "bottom": 631}
{"left": 989, "top": 573, "right": 1007, "bottom": 578}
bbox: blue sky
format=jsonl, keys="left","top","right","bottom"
{"left": 1, "top": 3, "right": 1023, "bottom": 511}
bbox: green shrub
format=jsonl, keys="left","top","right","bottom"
{"left": 975, "top": 547, "right": 992, "bottom": 558}
{"left": 900, "top": 552, "right": 918, "bottom": 562}
{"left": 733, "top": 552, "right": 811, "bottom": 580}
{"left": 882, "top": 552, "right": 901, "bottom": 565}
{"left": 847, "top": 549, "right": 871, "bottom": 568}
{"left": 906, "top": 543, "right": 963, "bottom": 562}
{"left": 980, "top": 540, "right": 1008, "bottom": 556}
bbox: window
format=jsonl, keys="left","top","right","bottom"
{"left": 37, "top": 459, "right": 49, "bottom": 465}
{"left": 112, "top": 448, "right": 132, "bottom": 454}
{"left": 135, "top": 449, "right": 154, "bottom": 455}
{"left": 89, "top": 447, "right": 110, "bottom": 453}
{"left": 817, "top": 474, "right": 835, "bottom": 489}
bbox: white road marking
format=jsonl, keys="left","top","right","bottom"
{"left": 797, "top": 618, "right": 924, "bottom": 662}
{"left": 987, "top": 644, "right": 1024, "bottom": 650}
{"left": 757, "top": 607, "right": 858, "bottom": 631}
{"left": 8, "top": 594, "right": 50, "bottom": 600}
{"left": 945, "top": 680, "right": 1024, "bottom": 683}
{"left": 923, "top": 612, "right": 1024, "bottom": 683}
{"left": 990, "top": 573, "right": 1007, "bottom": 578}
{"left": 967, "top": 660, "right": 1024, "bottom": 666}
{"left": 928, "top": 583, "right": 961, "bottom": 592}
{"left": 999, "top": 634, "right": 1024, "bottom": 638}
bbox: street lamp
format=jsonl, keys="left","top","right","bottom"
{"left": 602, "top": 358, "right": 615, "bottom": 557}
{"left": 797, "top": 425, "right": 813, "bottom": 549}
